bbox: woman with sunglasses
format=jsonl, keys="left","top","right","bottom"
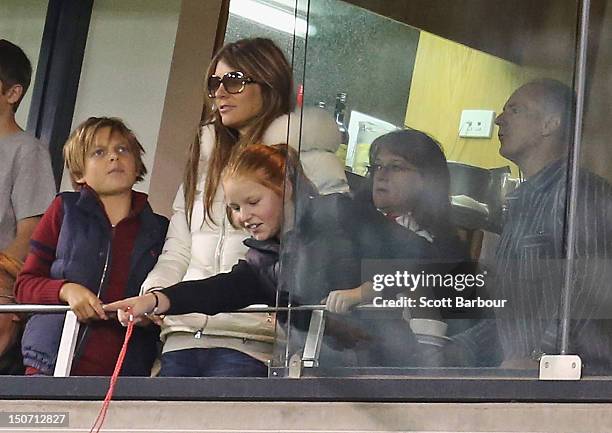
{"left": 140, "top": 37, "right": 347, "bottom": 377}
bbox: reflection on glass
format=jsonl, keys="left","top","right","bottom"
{"left": 225, "top": 0, "right": 606, "bottom": 379}
{"left": 229, "top": 0, "right": 312, "bottom": 38}
{"left": 347, "top": 114, "right": 398, "bottom": 175}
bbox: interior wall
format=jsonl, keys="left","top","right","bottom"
{"left": 336, "top": 0, "right": 578, "bottom": 178}
{"left": 60, "top": 0, "right": 183, "bottom": 194}
{"left": 5, "top": 400, "right": 612, "bottom": 432}
{"left": 0, "top": 0, "right": 48, "bottom": 129}
{"left": 405, "top": 32, "right": 536, "bottom": 174}
{"left": 147, "top": 0, "right": 224, "bottom": 217}
{"left": 581, "top": 0, "right": 612, "bottom": 182}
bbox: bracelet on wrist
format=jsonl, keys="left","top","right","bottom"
{"left": 149, "top": 291, "right": 161, "bottom": 315}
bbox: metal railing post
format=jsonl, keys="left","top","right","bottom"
{"left": 53, "top": 311, "right": 80, "bottom": 377}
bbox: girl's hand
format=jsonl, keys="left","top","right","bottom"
{"left": 59, "top": 282, "right": 107, "bottom": 322}
{"left": 140, "top": 313, "right": 165, "bottom": 327}
{"left": 103, "top": 292, "right": 170, "bottom": 326}
{"left": 323, "top": 287, "right": 363, "bottom": 314}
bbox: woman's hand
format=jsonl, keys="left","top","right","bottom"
{"left": 103, "top": 292, "right": 170, "bottom": 326}
{"left": 323, "top": 286, "right": 363, "bottom": 314}
{"left": 59, "top": 282, "right": 107, "bottom": 322}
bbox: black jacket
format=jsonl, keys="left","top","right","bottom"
{"left": 163, "top": 193, "right": 435, "bottom": 315}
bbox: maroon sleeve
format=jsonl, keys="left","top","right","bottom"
{"left": 15, "top": 196, "right": 67, "bottom": 304}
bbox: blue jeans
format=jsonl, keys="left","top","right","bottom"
{"left": 159, "top": 348, "right": 268, "bottom": 377}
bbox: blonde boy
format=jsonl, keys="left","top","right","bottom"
{"left": 15, "top": 117, "right": 168, "bottom": 376}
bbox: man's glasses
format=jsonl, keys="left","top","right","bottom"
{"left": 207, "top": 71, "right": 256, "bottom": 98}
{"left": 367, "top": 162, "right": 415, "bottom": 175}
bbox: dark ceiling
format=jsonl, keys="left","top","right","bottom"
{"left": 342, "top": 0, "right": 580, "bottom": 70}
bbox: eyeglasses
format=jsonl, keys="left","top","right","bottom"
{"left": 367, "top": 163, "right": 415, "bottom": 175}
{"left": 207, "top": 71, "right": 256, "bottom": 98}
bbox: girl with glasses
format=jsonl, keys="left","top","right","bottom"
{"left": 325, "top": 129, "right": 477, "bottom": 367}
{"left": 138, "top": 38, "right": 347, "bottom": 377}
{"left": 368, "top": 129, "right": 455, "bottom": 242}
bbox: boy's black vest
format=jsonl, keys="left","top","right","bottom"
{"left": 22, "top": 188, "right": 168, "bottom": 375}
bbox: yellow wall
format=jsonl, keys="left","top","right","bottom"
{"left": 405, "top": 31, "right": 546, "bottom": 175}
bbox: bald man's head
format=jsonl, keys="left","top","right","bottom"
{"left": 522, "top": 79, "right": 574, "bottom": 136}
{"left": 495, "top": 79, "right": 574, "bottom": 172}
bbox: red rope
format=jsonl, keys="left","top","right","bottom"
{"left": 89, "top": 314, "right": 135, "bottom": 433}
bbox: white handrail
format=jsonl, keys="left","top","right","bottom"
{"left": 0, "top": 303, "right": 399, "bottom": 314}
{"left": 0, "top": 305, "right": 71, "bottom": 313}
{"left": 0, "top": 303, "right": 400, "bottom": 377}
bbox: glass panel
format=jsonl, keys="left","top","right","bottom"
{"left": 567, "top": 0, "right": 612, "bottom": 376}
{"left": 225, "top": 0, "right": 305, "bottom": 374}
{"left": 225, "top": 0, "right": 307, "bottom": 55}
{"left": 0, "top": 0, "right": 49, "bottom": 127}
{"left": 299, "top": 0, "right": 419, "bottom": 176}
{"left": 277, "top": 0, "right": 584, "bottom": 378}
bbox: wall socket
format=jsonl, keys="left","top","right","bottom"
{"left": 458, "top": 109, "right": 496, "bottom": 138}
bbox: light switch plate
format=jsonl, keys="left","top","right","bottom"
{"left": 458, "top": 109, "right": 496, "bottom": 138}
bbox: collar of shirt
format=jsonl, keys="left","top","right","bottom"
{"left": 394, "top": 213, "right": 434, "bottom": 243}
{"left": 508, "top": 158, "right": 567, "bottom": 200}
{"left": 80, "top": 184, "right": 148, "bottom": 218}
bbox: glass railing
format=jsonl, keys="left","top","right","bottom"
{"left": 262, "top": 0, "right": 612, "bottom": 380}
{"left": 6, "top": 0, "right": 612, "bottom": 392}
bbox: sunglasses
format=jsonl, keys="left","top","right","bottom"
{"left": 207, "top": 71, "right": 256, "bottom": 98}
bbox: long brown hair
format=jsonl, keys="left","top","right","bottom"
{"left": 185, "top": 38, "right": 294, "bottom": 226}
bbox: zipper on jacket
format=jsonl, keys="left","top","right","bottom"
{"left": 97, "top": 229, "right": 114, "bottom": 298}
{"left": 195, "top": 212, "right": 227, "bottom": 339}
{"left": 72, "top": 228, "right": 113, "bottom": 365}
{"left": 214, "top": 215, "right": 227, "bottom": 274}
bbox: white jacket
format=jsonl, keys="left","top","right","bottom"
{"left": 141, "top": 108, "right": 349, "bottom": 362}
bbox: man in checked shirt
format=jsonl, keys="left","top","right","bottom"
{"left": 453, "top": 79, "right": 612, "bottom": 373}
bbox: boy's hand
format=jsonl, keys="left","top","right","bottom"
{"left": 104, "top": 292, "right": 170, "bottom": 326}
{"left": 0, "top": 268, "right": 15, "bottom": 291}
{"left": 59, "top": 283, "right": 107, "bottom": 322}
{"left": 323, "top": 287, "right": 363, "bottom": 314}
